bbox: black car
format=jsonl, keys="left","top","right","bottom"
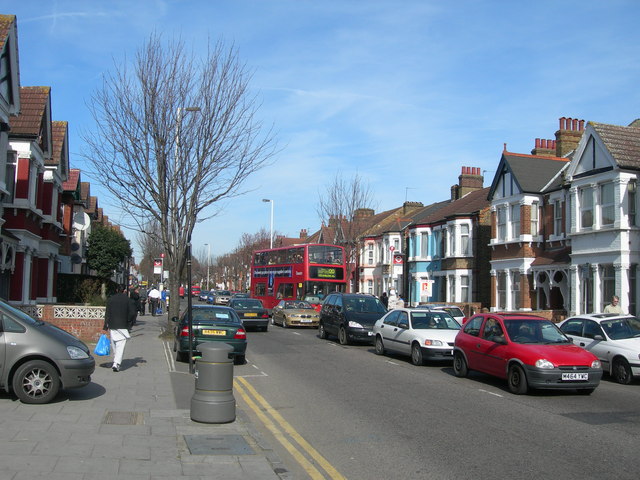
{"left": 228, "top": 298, "right": 270, "bottom": 331}
{"left": 319, "top": 293, "right": 387, "bottom": 345}
{"left": 172, "top": 305, "right": 247, "bottom": 364}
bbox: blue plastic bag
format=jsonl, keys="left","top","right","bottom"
{"left": 94, "top": 334, "right": 111, "bottom": 356}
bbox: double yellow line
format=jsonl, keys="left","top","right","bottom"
{"left": 234, "top": 377, "right": 346, "bottom": 480}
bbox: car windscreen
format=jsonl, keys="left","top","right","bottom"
{"left": 504, "top": 319, "right": 570, "bottom": 344}
{"left": 189, "top": 310, "right": 239, "bottom": 323}
{"left": 285, "top": 301, "right": 313, "bottom": 310}
{"left": 343, "top": 297, "right": 386, "bottom": 314}
{"left": 442, "top": 307, "right": 464, "bottom": 317}
{"left": 411, "top": 312, "right": 460, "bottom": 330}
{"left": 601, "top": 317, "right": 640, "bottom": 340}
{"left": 232, "top": 300, "right": 263, "bottom": 310}
{"left": 0, "top": 300, "right": 40, "bottom": 326}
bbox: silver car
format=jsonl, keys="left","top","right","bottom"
{"left": 0, "top": 300, "right": 95, "bottom": 404}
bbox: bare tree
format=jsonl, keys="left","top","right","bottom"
{"left": 82, "top": 34, "right": 277, "bottom": 324}
{"left": 317, "top": 172, "right": 376, "bottom": 292}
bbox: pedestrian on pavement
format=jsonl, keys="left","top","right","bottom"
{"left": 139, "top": 287, "right": 147, "bottom": 315}
{"left": 604, "top": 295, "right": 624, "bottom": 314}
{"left": 129, "top": 286, "right": 141, "bottom": 325}
{"left": 148, "top": 285, "right": 161, "bottom": 316}
{"left": 103, "top": 286, "right": 137, "bottom": 372}
{"left": 380, "top": 291, "right": 388, "bottom": 308}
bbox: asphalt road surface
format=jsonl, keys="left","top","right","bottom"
{"left": 229, "top": 323, "right": 640, "bottom": 480}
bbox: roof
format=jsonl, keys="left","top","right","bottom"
{"left": 413, "top": 189, "right": 489, "bottom": 225}
{"left": 361, "top": 203, "right": 425, "bottom": 237}
{"left": 530, "top": 247, "right": 571, "bottom": 267}
{"left": 62, "top": 168, "right": 81, "bottom": 192}
{"left": 49, "top": 120, "right": 68, "bottom": 166}
{"left": 0, "top": 15, "right": 16, "bottom": 52}
{"left": 501, "top": 152, "right": 569, "bottom": 193}
{"left": 10, "top": 86, "right": 50, "bottom": 137}
{"left": 590, "top": 121, "right": 640, "bottom": 170}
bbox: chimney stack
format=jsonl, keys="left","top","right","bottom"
{"left": 555, "top": 116, "right": 585, "bottom": 157}
{"left": 300, "top": 229, "right": 307, "bottom": 238}
{"left": 531, "top": 138, "right": 557, "bottom": 156}
{"left": 454, "top": 166, "right": 484, "bottom": 200}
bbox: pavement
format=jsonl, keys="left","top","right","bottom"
{"left": 0, "top": 311, "right": 290, "bottom": 480}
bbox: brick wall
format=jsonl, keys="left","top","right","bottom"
{"left": 22, "top": 304, "right": 105, "bottom": 344}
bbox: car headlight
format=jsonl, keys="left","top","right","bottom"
{"left": 67, "top": 346, "right": 90, "bottom": 359}
{"left": 591, "top": 359, "right": 602, "bottom": 369}
{"left": 348, "top": 321, "right": 364, "bottom": 328}
{"left": 535, "top": 359, "right": 554, "bottom": 369}
{"left": 424, "top": 339, "right": 444, "bottom": 346}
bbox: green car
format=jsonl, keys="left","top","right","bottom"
{"left": 172, "top": 305, "right": 247, "bottom": 364}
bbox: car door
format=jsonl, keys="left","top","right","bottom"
{"left": 475, "top": 318, "right": 509, "bottom": 377}
{"left": 377, "top": 310, "right": 401, "bottom": 353}
{"left": 458, "top": 315, "right": 484, "bottom": 369}
{"left": 393, "top": 311, "right": 413, "bottom": 356}
{"left": 321, "top": 295, "right": 338, "bottom": 334}
{"left": 568, "top": 320, "right": 611, "bottom": 370}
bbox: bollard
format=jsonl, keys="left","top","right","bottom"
{"left": 190, "top": 342, "right": 236, "bottom": 423}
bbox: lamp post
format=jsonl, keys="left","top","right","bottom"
{"left": 204, "top": 243, "right": 211, "bottom": 290}
{"left": 262, "top": 198, "right": 274, "bottom": 248}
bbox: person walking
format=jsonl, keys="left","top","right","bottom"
{"left": 103, "top": 286, "right": 136, "bottom": 372}
{"left": 129, "top": 286, "right": 141, "bottom": 325}
{"left": 148, "top": 286, "right": 161, "bottom": 316}
{"left": 380, "top": 292, "right": 389, "bottom": 308}
{"left": 139, "top": 287, "right": 147, "bottom": 315}
{"left": 604, "top": 295, "right": 624, "bottom": 314}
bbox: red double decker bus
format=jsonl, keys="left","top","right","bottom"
{"left": 250, "top": 244, "right": 346, "bottom": 310}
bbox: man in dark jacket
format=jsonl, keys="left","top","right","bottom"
{"left": 129, "top": 287, "right": 141, "bottom": 325}
{"left": 103, "top": 286, "right": 137, "bottom": 372}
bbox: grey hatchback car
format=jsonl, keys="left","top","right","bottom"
{"left": 0, "top": 300, "right": 95, "bottom": 404}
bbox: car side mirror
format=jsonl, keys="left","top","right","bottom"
{"left": 493, "top": 335, "right": 507, "bottom": 345}
{"left": 171, "top": 316, "right": 178, "bottom": 323}
{"left": 399, "top": 323, "right": 408, "bottom": 330}
{"left": 593, "top": 334, "right": 604, "bottom": 341}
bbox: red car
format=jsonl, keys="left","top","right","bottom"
{"left": 453, "top": 313, "right": 602, "bottom": 395}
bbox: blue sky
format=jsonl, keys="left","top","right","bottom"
{"left": 8, "top": 1, "right": 640, "bottom": 261}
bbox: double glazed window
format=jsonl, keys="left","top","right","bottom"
{"left": 600, "top": 183, "right": 615, "bottom": 226}
{"left": 580, "top": 187, "right": 594, "bottom": 229}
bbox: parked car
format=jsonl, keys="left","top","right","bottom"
{"left": 302, "top": 295, "right": 323, "bottom": 312}
{"left": 228, "top": 298, "right": 270, "bottom": 331}
{"left": 558, "top": 313, "right": 640, "bottom": 384}
{"left": 231, "top": 292, "right": 250, "bottom": 299}
{"left": 0, "top": 300, "right": 95, "bottom": 404}
{"left": 416, "top": 304, "right": 466, "bottom": 324}
{"left": 453, "top": 313, "right": 602, "bottom": 395}
{"left": 272, "top": 300, "right": 320, "bottom": 328}
{"left": 206, "top": 291, "right": 216, "bottom": 304}
{"left": 214, "top": 290, "right": 232, "bottom": 305}
{"left": 198, "top": 290, "right": 210, "bottom": 302}
{"left": 373, "top": 308, "right": 461, "bottom": 365}
{"left": 191, "top": 285, "right": 201, "bottom": 297}
{"left": 172, "top": 305, "right": 247, "bottom": 364}
{"left": 319, "top": 293, "right": 387, "bottom": 345}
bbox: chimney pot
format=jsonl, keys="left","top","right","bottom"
{"left": 579, "top": 119, "right": 584, "bottom": 130}
{"left": 572, "top": 118, "right": 578, "bottom": 131}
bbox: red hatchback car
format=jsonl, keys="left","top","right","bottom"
{"left": 453, "top": 313, "right": 602, "bottom": 395}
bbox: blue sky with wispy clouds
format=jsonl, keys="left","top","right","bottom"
{"left": 8, "top": 1, "right": 640, "bottom": 260}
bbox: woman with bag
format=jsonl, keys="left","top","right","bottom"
{"left": 103, "top": 286, "right": 137, "bottom": 372}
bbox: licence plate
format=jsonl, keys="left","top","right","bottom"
{"left": 561, "top": 372, "right": 588, "bottom": 381}
{"left": 202, "top": 329, "right": 226, "bottom": 336}
{"left": 300, "top": 319, "right": 312, "bottom": 323}
{"left": 244, "top": 313, "right": 257, "bottom": 317}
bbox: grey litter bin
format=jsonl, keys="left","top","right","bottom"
{"left": 190, "top": 342, "right": 236, "bottom": 423}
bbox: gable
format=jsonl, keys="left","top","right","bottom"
{"left": 573, "top": 134, "right": 615, "bottom": 176}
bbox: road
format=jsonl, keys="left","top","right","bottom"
{"left": 229, "top": 324, "right": 640, "bottom": 480}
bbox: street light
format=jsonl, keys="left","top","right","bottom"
{"left": 204, "top": 243, "right": 211, "bottom": 290}
{"left": 262, "top": 198, "right": 274, "bottom": 248}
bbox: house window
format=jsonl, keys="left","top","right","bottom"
{"left": 601, "top": 264, "right": 615, "bottom": 311}
{"left": 511, "top": 204, "right": 520, "bottom": 238}
{"left": 629, "top": 181, "right": 637, "bottom": 227}
{"left": 600, "top": 182, "right": 615, "bottom": 226}
{"left": 367, "top": 247, "right": 373, "bottom": 265}
{"left": 460, "top": 224, "right": 470, "bottom": 255}
{"left": 580, "top": 187, "right": 594, "bottom": 229}
{"left": 497, "top": 272, "right": 507, "bottom": 310}
{"left": 449, "top": 276, "right": 456, "bottom": 302}
{"left": 449, "top": 227, "right": 456, "bottom": 257}
{"left": 367, "top": 279, "right": 373, "bottom": 294}
{"left": 497, "top": 206, "right": 507, "bottom": 241}
{"left": 460, "top": 275, "right": 470, "bottom": 302}
{"left": 554, "top": 200, "right": 563, "bottom": 235}
{"left": 582, "top": 266, "right": 593, "bottom": 313}
{"left": 511, "top": 271, "right": 521, "bottom": 310}
{"left": 530, "top": 202, "right": 539, "bottom": 236}
{"left": 630, "top": 265, "right": 637, "bottom": 316}
{"left": 393, "top": 238, "right": 400, "bottom": 252}
{"left": 420, "top": 233, "right": 428, "bottom": 258}
{"left": 5, "top": 155, "right": 16, "bottom": 202}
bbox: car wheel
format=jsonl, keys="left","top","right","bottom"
{"left": 374, "top": 335, "right": 385, "bottom": 355}
{"left": 338, "top": 326, "right": 350, "bottom": 345}
{"left": 176, "top": 350, "right": 187, "bottom": 362}
{"left": 613, "top": 358, "right": 632, "bottom": 384}
{"left": 318, "top": 322, "right": 329, "bottom": 339}
{"left": 234, "top": 355, "right": 246, "bottom": 365}
{"left": 508, "top": 364, "right": 528, "bottom": 395}
{"left": 411, "top": 343, "right": 424, "bottom": 366}
{"left": 282, "top": 318, "right": 288, "bottom": 328}
{"left": 262, "top": 325, "right": 268, "bottom": 332}
{"left": 12, "top": 360, "right": 60, "bottom": 404}
{"left": 453, "top": 351, "right": 468, "bottom": 377}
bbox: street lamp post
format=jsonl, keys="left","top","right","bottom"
{"left": 204, "top": 243, "right": 211, "bottom": 290}
{"left": 262, "top": 198, "right": 274, "bottom": 248}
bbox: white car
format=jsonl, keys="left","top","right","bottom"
{"left": 558, "top": 313, "right": 640, "bottom": 384}
{"left": 373, "top": 308, "right": 461, "bottom": 365}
